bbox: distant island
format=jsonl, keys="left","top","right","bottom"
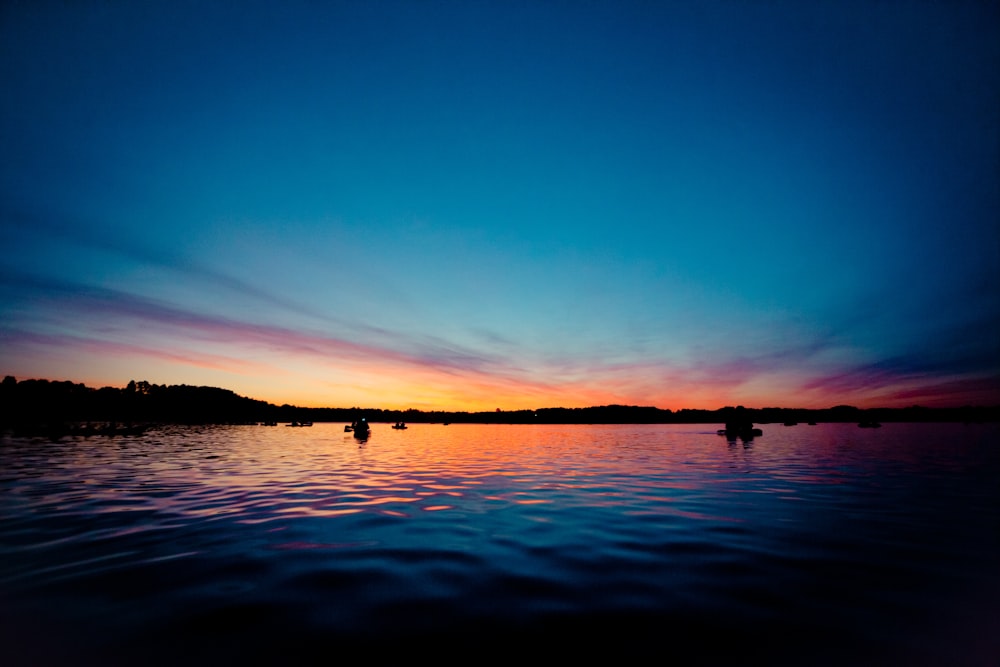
{"left": 2, "top": 376, "right": 998, "bottom": 437}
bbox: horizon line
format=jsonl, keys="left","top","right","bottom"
{"left": 5, "top": 376, "right": 999, "bottom": 415}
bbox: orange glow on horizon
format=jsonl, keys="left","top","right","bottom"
{"left": 10, "top": 357, "right": 995, "bottom": 413}
{"left": 6, "top": 330, "right": 996, "bottom": 412}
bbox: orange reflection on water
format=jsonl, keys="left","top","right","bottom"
{"left": 51, "top": 422, "right": 909, "bottom": 531}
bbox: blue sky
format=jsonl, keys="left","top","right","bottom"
{"left": 1, "top": 0, "right": 998, "bottom": 410}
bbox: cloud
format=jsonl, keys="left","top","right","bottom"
{"left": 882, "top": 376, "right": 1000, "bottom": 407}
{"left": 0, "top": 270, "right": 673, "bottom": 408}
{"left": 0, "top": 268, "right": 520, "bottom": 381}
{"left": 0, "top": 328, "right": 276, "bottom": 376}
{"left": 3, "top": 261, "right": 997, "bottom": 409}
{"left": 0, "top": 204, "right": 326, "bottom": 322}
{"left": 799, "top": 353, "right": 1000, "bottom": 407}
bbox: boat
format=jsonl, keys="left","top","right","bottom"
{"left": 353, "top": 419, "right": 371, "bottom": 439}
{"left": 391, "top": 422, "right": 407, "bottom": 430}
{"left": 717, "top": 411, "right": 763, "bottom": 441}
{"left": 858, "top": 420, "right": 882, "bottom": 428}
{"left": 715, "top": 406, "right": 764, "bottom": 441}
{"left": 344, "top": 425, "right": 353, "bottom": 432}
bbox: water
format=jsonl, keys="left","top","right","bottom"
{"left": 1, "top": 422, "right": 998, "bottom": 665}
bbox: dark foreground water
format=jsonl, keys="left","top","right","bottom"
{"left": 2, "top": 422, "right": 998, "bottom": 665}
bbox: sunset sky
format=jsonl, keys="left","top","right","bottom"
{"left": 1, "top": 0, "right": 998, "bottom": 411}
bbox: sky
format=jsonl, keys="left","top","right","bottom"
{"left": 1, "top": 0, "right": 998, "bottom": 411}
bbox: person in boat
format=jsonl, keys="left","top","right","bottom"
{"left": 353, "top": 418, "right": 370, "bottom": 438}
{"left": 719, "top": 406, "right": 762, "bottom": 440}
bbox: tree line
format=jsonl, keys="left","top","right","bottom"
{"left": 1, "top": 376, "right": 997, "bottom": 435}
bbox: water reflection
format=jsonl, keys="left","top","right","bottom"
{"left": 1, "top": 422, "right": 999, "bottom": 664}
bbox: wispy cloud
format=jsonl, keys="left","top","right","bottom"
{"left": 3, "top": 262, "right": 997, "bottom": 409}
{"left": 881, "top": 376, "right": 1000, "bottom": 407}
{"left": 1, "top": 269, "right": 518, "bottom": 382}
{"left": 0, "top": 205, "right": 326, "bottom": 322}
{"left": 1, "top": 328, "right": 277, "bottom": 376}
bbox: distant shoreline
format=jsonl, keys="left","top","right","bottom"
{"left": 2, "top": 377, "right": 998, "bottom": 431}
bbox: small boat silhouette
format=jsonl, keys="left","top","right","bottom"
{"left": 353, "top": 419, "right": 371, "bottom": 439}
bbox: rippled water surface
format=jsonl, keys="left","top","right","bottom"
{"left": 2, "top": 422, "right": 998, "bottom": 664}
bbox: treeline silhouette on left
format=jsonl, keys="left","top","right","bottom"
{"left": 0, "top": 377, "right": 292, "bottom": 437}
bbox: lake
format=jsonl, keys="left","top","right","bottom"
{"left": 1, "top": 422, "right": 998, "bottom": 665}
